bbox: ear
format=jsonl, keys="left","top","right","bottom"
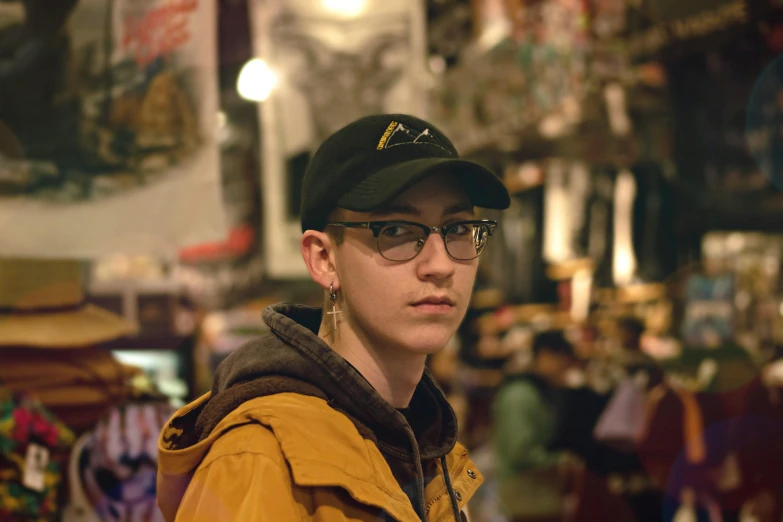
{"left": 301, "top": 230, "right": 339, "bottom": 291}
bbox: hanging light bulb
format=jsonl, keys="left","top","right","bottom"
{"left": 236, "top": 59, "right": 277, "bottom": 102}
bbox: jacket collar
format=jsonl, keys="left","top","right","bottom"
{"left": 222, "top": 392, "right": 480, "bottom": 522}
{"left": 258, "top": 304, "right": 459, "bottom": 460}
{"left": 231, "top": 392, "right": 418, "bottom": 521}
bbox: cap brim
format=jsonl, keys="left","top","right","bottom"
{"left": 336, "top": 157, "right": 511, "bottom": 212}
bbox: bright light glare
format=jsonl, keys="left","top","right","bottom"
{"left": 237, "top": 59, "right": 277, "bottom": 102}
{"left": 322, "top": 0, "right": 365, "bottom": 17}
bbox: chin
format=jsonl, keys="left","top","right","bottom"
{"left": 394, "top": 325, "right": 455, "bottom": 355}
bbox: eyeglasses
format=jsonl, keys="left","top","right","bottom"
{"left": 325, "top": 220, "right": 497, "bottom": 262}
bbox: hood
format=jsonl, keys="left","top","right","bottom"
{"left": 214, "top": 303, "right": 457, "bottom": 456}
{"left": 157, "top": 392, "right": 478, "bottom": 522}
{"left": 157, "top": 304, "right": 460, "bottom": 520}
{"left": 158, "top": 301, "right": 458, "bottom": 459}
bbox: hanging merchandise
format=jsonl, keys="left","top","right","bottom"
{"left": 541, "top": 158, "right": 593, "bottom": 265}
{"left": 543, "top": 159, "right": 573, "bottom": 263}
{"left": 0, "top": 388, "right": 75, "bottom": 522}
{"left": 575, "top": 162, "right": 676, "bottom": 292}
{"left": 433, "top": 0, "right": 589, "bottom": 154}
{"left": 612, "top": 168, "right": 638, "bottom": 286}
{"left": 428, "top": 0, "right": 476, "bottom": 64}
{"left": 583, "top": 167, "right": 616, "bottom": 288}
{"left": 547, "top": 258, "right": 595, "bottom": 322}
{"left": 593, "top": 374, "right": 650, "bottom": 451}
{"left": 250, "top": 0, "right": 428, "bottom": 278}
{"left": 480, "top": 182, "right": 555, "bottom": 305}
{"left": 746, "top": 51, "right": 783, "bottom": 192}
{"left": 0, "top": 348, "right": 143, "bottom": 435}
{"left": 567, "top": 162, "right": 591, "bottom": 259}
{"left": 631, "top": 162, "right": 677, "bottom": 283}
{"left": 0, "top": 259, "right": 141, "bottom": 434}
{"left": 0, "top": 0, "right": 225, "bottom": 258}
{"left": 604, "top": 83, "right": 633, "bottom": 137}
{"left": 470, "top": 0, "right": 511, "bottom": 50}
{"left": 681, "top": 273, "right": 736, "bottom": 348}
{"left": 62, "top": 400, "right": 175, "bottom": 522}
{"left": 590, "top": 0, "right": 629, "bottom": 41}
{"left": 700, "top": 231, "right": 783, "bottom": 349}
{"left": 0, "top": 259, "right": 136, "bottom": 349}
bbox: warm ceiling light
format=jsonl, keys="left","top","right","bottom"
{"left": 236, "top": 59, "right": 277, "bottom": 102}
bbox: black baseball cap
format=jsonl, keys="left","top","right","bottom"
{"left": 300, "top": 114, "right": 511, "bottom": 232}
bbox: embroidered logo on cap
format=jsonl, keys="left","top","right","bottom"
{"left": 375, "top": 121, "right": 451, "bottom": 153}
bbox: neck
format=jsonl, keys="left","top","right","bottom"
{"left": 318, "top": 315, "right": 426, "bottom": 409}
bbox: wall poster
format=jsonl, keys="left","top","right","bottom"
{"left": 0, "top": 0, "right": 225, "bottom": 258}
{"left": 250, "top": 0, "right": 427, "bottom": 278}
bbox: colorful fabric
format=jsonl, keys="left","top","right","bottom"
{"left": 77, "top": 401, "right": 175, "bottom": 522}
{"left": 0, "top": 388, "right": 75, "bottom": 522}
{"left": 492, "top": 376, "right": 567, "bottom": 518}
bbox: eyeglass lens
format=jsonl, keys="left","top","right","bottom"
{"left": 378, "top": 223, "right": 489, "bottom": 261}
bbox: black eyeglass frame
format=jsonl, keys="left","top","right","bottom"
{"left": 324, "top": 219, "right": 498, "bottom": 261}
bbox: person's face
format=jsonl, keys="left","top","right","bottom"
{"left": 535, "top": 351, "right": 576, "bottom": 384}
{"left": 333, "top": 172, "right": 479, "bottom": 356}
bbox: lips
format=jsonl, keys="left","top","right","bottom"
{"left": 412, "top": 296, "right": 455, "bottom": 307}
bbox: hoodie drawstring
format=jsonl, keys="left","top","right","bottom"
{"left": 440, "top": 455, "right": 462, "bottom": 521}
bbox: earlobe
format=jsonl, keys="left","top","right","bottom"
{"left": 301, "top": 231, "right": 338, "bottom": 290}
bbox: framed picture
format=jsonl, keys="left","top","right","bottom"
{"left": 0, "top": 0, "right": 224, "bottom": 258}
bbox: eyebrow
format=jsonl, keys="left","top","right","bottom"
{"left": 370, "top": 202, "right": 475, "bottom": 218}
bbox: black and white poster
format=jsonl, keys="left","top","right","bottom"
{"left": 250, "top": 0, "right": 427, "bottom": 278}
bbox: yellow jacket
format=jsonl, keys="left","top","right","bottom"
{"left": 157, "top": 392, "right": 483, "bottom": 522}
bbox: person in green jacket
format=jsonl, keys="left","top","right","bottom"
{"left": 493, "top": 329, "right": 582, "bottom": 522}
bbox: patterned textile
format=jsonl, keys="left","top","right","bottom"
{"left": 0, "top": 388, "right": 75, "bottom": 521}
{"left": 76, "top": 401, "right": 175, "bottom": 522}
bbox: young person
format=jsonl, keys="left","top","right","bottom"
{"left": 157, "top": 114, "right": 510, "bottom": 521}
{"left": 493, "top": 330, "right": 584, "bottom": 522}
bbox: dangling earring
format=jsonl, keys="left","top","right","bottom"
{"left": 326, "top": 283, "right": 342, "bottom": 330}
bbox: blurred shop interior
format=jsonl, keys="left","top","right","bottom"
{"left": 3, "top": 0, "right": 783, "bottom": 521}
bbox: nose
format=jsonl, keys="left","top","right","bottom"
{"left": 415, "top": 233, "right": 456, "bottom": 281}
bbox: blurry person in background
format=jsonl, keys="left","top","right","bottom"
{"left": 614, "top": 316, "right": 664, "bottom": 390}
{"left": 617, "top": 316, "right": 645, "bottom": 354}
{"left": 492, "top": 330, "right": 583, "bottom": 522}
{"left": 592, "top": 316, "right": 666, "bottom": 522}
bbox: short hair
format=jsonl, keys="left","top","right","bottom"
{"left": 532, "top": 329, "right": 574, "bottom": 359}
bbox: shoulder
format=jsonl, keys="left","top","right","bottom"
{"left": 202, "top": 392, "right": 358, "bottom": 467}
{"left": 200, "top": 421, "right": 288, "bottom": 472}
{"left": 494, "top": 378, "right": 546, "bottom": 410}
{"left": 496, "top": 376, "right": 542, "bottom": 400}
